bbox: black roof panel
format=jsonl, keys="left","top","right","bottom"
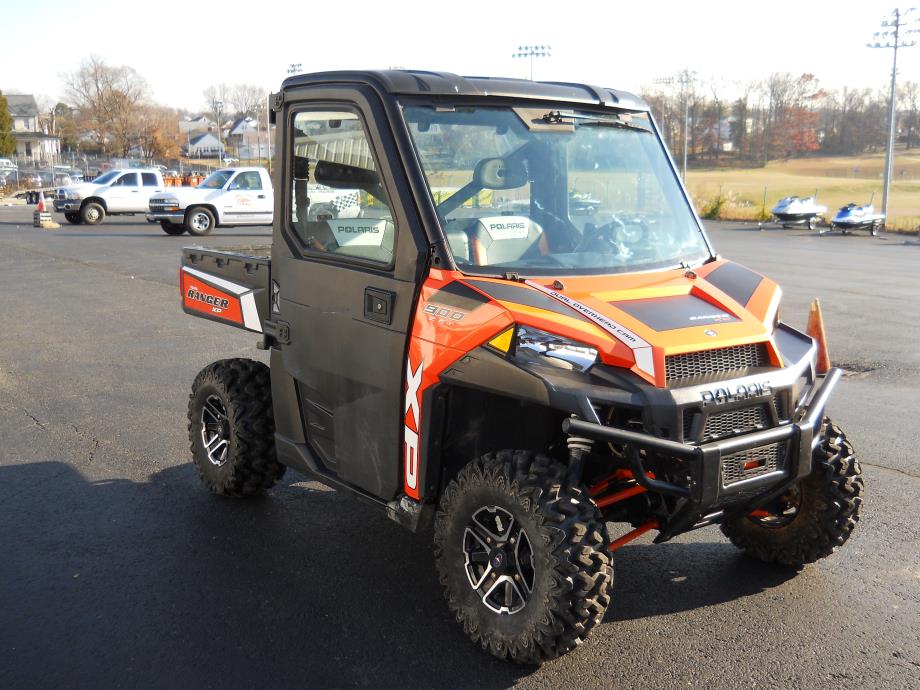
{"left": 280, "top": 70, "right": 649, "bottom": 112}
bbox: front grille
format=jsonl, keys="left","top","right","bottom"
{"left": 721, "top": 442, "right": 786, "bottom": 486}
{"left": 666, "top": 343, "right": 770, "bottom": 382}
{"left": 707, "top": 406, "right": 769, "bottom": 440}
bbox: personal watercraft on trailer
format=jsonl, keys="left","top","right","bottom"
{"left": 828, "top": 202, "right": 885, "bottom": 236}
{"left": 771, "top": 196, "right": 827, "bottom": 229}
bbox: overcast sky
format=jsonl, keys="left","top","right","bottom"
{"left": 0, "top": 0, "right": 913, "bottom": 112}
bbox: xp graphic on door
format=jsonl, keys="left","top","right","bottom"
{"left": 178, "top": 71, "right": 862, "bottom": 664}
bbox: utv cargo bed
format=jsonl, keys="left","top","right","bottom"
{"left": 181, "top": 247, "right": 271, "bottom": 333}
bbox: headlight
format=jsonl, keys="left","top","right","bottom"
{"left": 66, "top": 190, "right": 82, "bottom": 199}
{"left": 515, "top": 326, "right": 599, "bottom": 372}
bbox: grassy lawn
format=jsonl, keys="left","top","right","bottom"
{"left": 686, "top": 149, "right": 920, "bottom": 231}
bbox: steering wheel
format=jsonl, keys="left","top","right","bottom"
{"left": 578, "top": 215, "right": 651, "bottom": 257}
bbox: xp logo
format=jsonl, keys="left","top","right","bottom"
{"left": 404, "top": 355, "right": 424, "bottom": 498}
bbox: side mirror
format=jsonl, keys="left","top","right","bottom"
{"left": 473, "top": 157, "right": 527, "bottom": 190}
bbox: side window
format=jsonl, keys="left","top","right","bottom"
{"left": 141, "top": 172, "right": 159, "bottom": 186}
{"left": 114, "top": 173, "right": 138, "bottom": 186}
{"left": 289, "top": 110, "right": 394, "bottom": 264}
{"left": 232, "top": 171, "right": 262, "bottom": 190}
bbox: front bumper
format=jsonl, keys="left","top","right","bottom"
{"left": 146, "top": 211, "right": 185, "bottom": 223}
{"left": 563, "top": 367, "right": 842, "bottom": 541}
{"left": 54, "top": 199, "right": 82, "bottom": 212}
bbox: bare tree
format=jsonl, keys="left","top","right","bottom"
{"left": 203, "top": 84, "right": 231, "bottom": 122}
{"left": 63, "top": 56, "right": 149, "bottom": 156}
{"left": 900, "top": 81, "right": 920, "bottom": 149}
{"left": 228, "top": 84, "right": 267, "bottom": 119}
{"left": 136, "top": 105, "right": 180, "bottom": 160}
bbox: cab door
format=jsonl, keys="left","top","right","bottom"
{"left": 224, "top": 170, "right": 272, "bottom": 225}
{"left": 105, "top": 172, "right": 140, "bottom": 212}
{"left": 271, "top": 93, "right": 428, "bottom": 500}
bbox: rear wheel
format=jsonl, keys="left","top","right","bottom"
{"left": 185, "top": 206, "right": 215, "bottom": 235}
{"left": 434, "top": 450, "right": 612, "bottom": 664}
{"left": 188, "top": 359, "right": 285, "bottom": 497}
{"left": 721, "top": 418, "right": 862, "bottom": 567}
{"left": 160, "top": 221, "right": 186, "bottom": 235}
{"left": 870, "top": 220, "right": 881, "bottom": 237}
{"left": 64, "top": 212, "right": 81, "bottom": 225}
{"left": 81, "top": 202, "right": 104, "bottom": 225}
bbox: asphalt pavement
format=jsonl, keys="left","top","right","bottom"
{"left": 0, "top": 209, "right": 918, "bottom": 689}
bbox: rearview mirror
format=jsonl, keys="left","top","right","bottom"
{"left": 314, "top": 160, "right": 386, "bottom": 201}
{"left": 473, "top": 157, "right": 527, "bottom": 190}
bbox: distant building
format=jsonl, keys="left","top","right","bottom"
{"left": 5, "top": 94, "right": 61, "bottom": 163}
{"left": 227, "top": 117, "right": 273, "bottom": 159}
{"left": 179, "top": 115, "right": 215, "bottom": 135}
{"left": 184, "top": 132, "right": 222, "bottom": 157}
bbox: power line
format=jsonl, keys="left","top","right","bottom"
{"left": 868, "top": 7, "right": 919, "bottom": 226}
{"left": 512, "top": 45, "right": 551, "bottom": 81}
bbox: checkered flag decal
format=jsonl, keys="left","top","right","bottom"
{"left": 332, "top": 191, "right": 360, "bottom": 212}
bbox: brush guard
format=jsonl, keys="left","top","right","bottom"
{"left": 564, "top": 368, "right": 842, "bottom": 544}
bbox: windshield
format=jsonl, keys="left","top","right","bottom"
{"left": 403, "top": 106, "right": 710, "bottom": 276}
{"left": 197, "top": 170, "right": 234, "bottom": 189}
{"left": 93, "top": 171, "right": 119, "bottom": 185}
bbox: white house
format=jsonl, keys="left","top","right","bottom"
{"left": 185, "top": 132, "right": 222, "bottom": 157}
{"left": 5, "top": 94, "right": 61, "bottom": 163}
{"left": 179, "top": 115, "right": 215, "bottom": 135}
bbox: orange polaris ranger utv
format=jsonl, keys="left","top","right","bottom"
{"left": 179, "top": 71, "right": 863, "bottom": 663}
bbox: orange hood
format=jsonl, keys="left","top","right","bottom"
{"left": 455, "top": 260, "right": 782, "bottom": 387}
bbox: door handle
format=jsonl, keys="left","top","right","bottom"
{"left": 365, "top": 288, "right": 394, "bottom": 325}
{"left": 257, "top": 194, "right": 266, "bottom": 199}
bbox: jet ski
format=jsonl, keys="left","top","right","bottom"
{"left": 829, "top": 202, "right": 885, "bottom": 236}
{"left": 771, "top": 195, "right": 827, "bottom": 229}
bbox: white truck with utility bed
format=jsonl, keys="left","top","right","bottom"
{"left": 147, "top": 167, "right": 274, "bottom": 236}
{"left": 54, "top": 169, "right": 166, "bottom": 225}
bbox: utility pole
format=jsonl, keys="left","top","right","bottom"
{"left": 512, "top": 45, "right": 551, "bottom": 81}
{"left": 868, "top": 7, "right": 918, "bottom": 226}
{"left": 655, "top": 70, "right": 696, "bottom": 181}
{"left": 215, "top": 100, "right": 223, "bottom": 163}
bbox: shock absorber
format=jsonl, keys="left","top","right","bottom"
{"left": 566, "top": 424, "right": 593, "bottom": 486}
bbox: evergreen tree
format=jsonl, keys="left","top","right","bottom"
{"left": 0, "top": 90, "right": 15, "bottom": 157}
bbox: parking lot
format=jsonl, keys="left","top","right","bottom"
{"left": 0, "top": 207, "right": 918, "bottom": 688}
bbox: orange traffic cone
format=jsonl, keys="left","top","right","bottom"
{"left": 806, "top": 298, "right": 831, "bottom": 374}
{"left": 36, "top": 190, "right": 46, "bottom": 213}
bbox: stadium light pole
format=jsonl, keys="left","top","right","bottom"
{"left": 868, "top": 7, "right": 918, "bottom": 226}
{"left": 655, "top": 70, "right": 696, "bottom": 181}
{"left": 512, "top": 45, "right": 551, "bottom": 81}
{"left": 288, "top": 63, "right": 302, "bottom": 77}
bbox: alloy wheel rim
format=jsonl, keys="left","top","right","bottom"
{"left": 200, "top": 394, "right": 230, "bottom": 466}
{"left": 462, "top": 505, "right": 535, "bottom": 615}
{"left": 192, "top": 213, "right": 210, "bottom": 231}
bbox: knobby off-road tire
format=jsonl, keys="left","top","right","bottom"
{"left": 188, "top": 359, "right": 285, "bottom": 497}
{"left": 434, "top": 450, "right": 612, "bottom": 664}
{"left": 160, "top": 221, "right": 186, "bottom": 235}
{"left": 721, "top": 418, "right": 862, "bottom": 567}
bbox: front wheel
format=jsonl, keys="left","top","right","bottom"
{"left": 160, "top": 221, "right": 186, "bottom": 235}
{"left": 721, "top": 418, "right": 863, "bottom": 567}
{"left": 188, "top": 359, "right": 285, "bottom": 496}
{"left": 434, "top": 450, "right": 612, "bottom": 664}
{"left": 185, "top": 206, "right": 215, "bottom": 235}
{"left": 81, "top": 202, "right": 104, "bottom": 225}
{"left": 64, "top": 212, "right": 81, "bottom": 225}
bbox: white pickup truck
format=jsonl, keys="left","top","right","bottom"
{"left": 147, "top": 167, "right": 274, "bottom": 236}
{"left": 54, "top": 169, "right": 166, "bottom": 225}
